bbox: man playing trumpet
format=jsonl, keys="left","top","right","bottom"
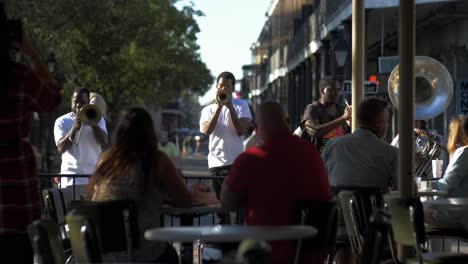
{"left": 199, "top": 71, "right": 252, "bottom": 200}
{"left": 53, "top": 87, "right": 108, "bottom": 203}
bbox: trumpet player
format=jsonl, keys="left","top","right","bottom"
{"left": 53, "top": 87, "right": 108, "bottom": 203}
{"left": 199, "top": 71, "right": 252, "bottom": 200}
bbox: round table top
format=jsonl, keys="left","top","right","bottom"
{"left": 159, "top": 204, "right": 230, "bottom": 215}
{"left": 424, "top": 198, "right": 468, "bottom": 206}
{"left": 417, "top": 189, "right": 449, "bottom": 197}
{"left": 145, "top": 225, "right": 317, "bottom": 242}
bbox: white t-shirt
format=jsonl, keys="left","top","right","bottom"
{"left": 199, "top": 98, "right": 252, "bottom": 168}
{"left": 54, "top": 112, "right": 107, "bottom": 187}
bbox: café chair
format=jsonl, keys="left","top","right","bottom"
{"left": 294, "top": 198, "right": 339, "bottom": 264}
{"left": 42, "top": 188, "right": 67, "bottom": 233}
{"left": 66, "top": 213, "right": 102, "bottom": 263}
{"left": 337, "top": 187, "right": 384, "bottom": 259}
{"left": 236, "top": 239, "right": 271, "bottom": 264}
{"left": 42, "top": 188, "right": 73, "bottom": 262}
{"left": 66, "top": 199, "right": 139, "bottom": 263}
{"left": 359, "top": 209, "right": 398, "bottom": 264}
{"left": 384, "top": 194, "right": 468, "bottom": 264}
{"left": 28, "top": 219, "right": 65, "bottom": 264}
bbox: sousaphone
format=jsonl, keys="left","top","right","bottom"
{"left": 388, "top": 56, "right": 453, "bottom": 120}
{"left": 388, "top": 56, "right": 453, "bottom": 177}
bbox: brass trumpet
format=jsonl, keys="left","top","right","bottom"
{"left": 74, "top": 104, "right": 102, "bottom": 144}
{"left": 217, "top": 90, "right": 231, "bottom": 104}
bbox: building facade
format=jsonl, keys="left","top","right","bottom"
{"left": 243, "top": 0, "right": 468, "bottom": 138}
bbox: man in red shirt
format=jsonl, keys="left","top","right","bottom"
{"left": 221, "top": 101, "right": 332, "bottom": 264}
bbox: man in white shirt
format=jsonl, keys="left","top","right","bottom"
{"left": 54, "top": 87, "right": 108, "bottom": 202}
{"left": 322, "top": 97, "right": 398, "bottom": 191}
{"left": 199, "top": 71, "right": 252, "bottom": 199}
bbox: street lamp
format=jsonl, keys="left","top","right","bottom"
{"left": 334, "top": 37, "right": 348, "bottom": 71}
{"left": 47, "top": 49, "right": 56, "bottom": 73}
{"left": 15, "top": 51, "right": 21, "bottom": 62}
{"left": 70, "top": 66, "right": 77, "bottom": 84}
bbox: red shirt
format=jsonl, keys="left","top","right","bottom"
{"left": 0, "top": 64, "right": 61, "bottom": 234}
{"left": 225, "top": 134, "right": 331, "bottom": 264}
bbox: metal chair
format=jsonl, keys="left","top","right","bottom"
{"left": 42, "top": 188, "right": 73, "bottom": 262}
{"left": 42, "top": 188, "right": 67, "bottom": 231}
{"left": 66, "top": 213, "right": 102, "bottom": 264}
{"left": 28, "top": 220, "right": 65, "bottom": 264}
{"left": 66, "top": 199, "right": 139, "bottom": 263}
{"left": 294, "top": 198, "right": 339, "bottom": 264}
{"left": 384, "top": 194, "right": 468, "bottom": 264}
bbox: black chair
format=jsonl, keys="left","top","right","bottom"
{"left": 42, "top": 188, "right": 73, "bottom": 262}
{"left": 359, "top": 209, "right": 397, "bottom": 264}
{"left": 335, "top": 187, "right": 384, "bottom": 259}
{"left": 42, "top": 188, "right": 67, "bottom": 232}
{"left": 294, "top": 198, "right": 339, "bottom": 264}
{"left": 66, "top": 200, "right": 139, "bottom": 263}
{"left": 385, "top": 194, "right": 468, "bottom": 264}
{"left": 28, "top": 220, "right": 65, "bottom": 264}
{"left": 66, "top": 213, "right": 103, "bottom": 264}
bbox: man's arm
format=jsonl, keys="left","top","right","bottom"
{"left": 201, "top": 105, "right": 222, "bottom": 135}
{"left": 91, "top": 125, "right": 108, "bottom": 146}
{"left": 220, "top": 181, "right": 246, "bottom": 209}
{"left": 304, "top": 106, "right": 351, "bottom": 137}
{"left": 56, "top": 120, "right": 81, "bottom": 154}
{"left": 227, "top": 101, "right": 251, "bottom": 136}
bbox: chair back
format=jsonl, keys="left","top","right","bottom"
{"left": 336, "top": 187, "right": 384, "bottom": 256}
{"left": 384, "top": 194, "right": 425, "bottom": 264}
{"left": 42, "top": 188, "right": 67, "bottom": 225}
{"left": 28, "top": 220, "right": 65, "bottom": 264}
{"left": 295, "top": 198, "right": 338, "bottom": 248}
{"left": 293, "top": 198, "right": 338, "bottom": 264}
{"left": 66, "top": 213, "right": 102, "bottom": 264}
{"left": 359, "top": 210, "right": 396, "bottom": 264}
{"left": 67, "top": 200, "right": 139, "bottom": 261}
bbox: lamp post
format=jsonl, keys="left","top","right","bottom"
{"left": 47, "top": 49, "right": 56, "bottom": 73}
{"left": 70, "top": 66, "right": 77, "bottom": 84}
{"left": 334, "top": 37, "right": 348, "bottom": 75}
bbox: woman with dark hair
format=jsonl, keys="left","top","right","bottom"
{"left": 433, "top": 115, "right": 468, "bottom": 197}
{"left": 89, "top": 106, "right": 192, "bottom": 263}
{"left": 0, "top": 3, "right": 62, "bottom": 263}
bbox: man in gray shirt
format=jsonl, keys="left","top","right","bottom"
{"left": 322, "top": 97, "right": 398, "bottom": 191}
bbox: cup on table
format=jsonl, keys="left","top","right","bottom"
{"left": 415, "top": 177, "right": 422, "bottom": 189}
{"left": 432, "top": 159, "right": 443, "bottom": 178}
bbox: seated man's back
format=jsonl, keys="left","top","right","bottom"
{"left": 222, "top": 101, "right": 331, "bottom": 264}
{"left": 322, "top": 97, "right": 398, "bottom": 191}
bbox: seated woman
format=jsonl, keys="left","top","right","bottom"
{"left": 88, "top": 106, "right": 192, "bottom": 263}
{"left": 425, "top": 116, "right": 468, "bottom": 230}
{"left": 432, "top": 115, "right": 468, "bottom": 197}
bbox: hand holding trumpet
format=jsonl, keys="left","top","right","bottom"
{"left": 216, "top": 87, "right": 232, "bottom": 108}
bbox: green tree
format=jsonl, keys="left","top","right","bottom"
{"left": 15, "top": 0, "right": 212, "bottom": 122}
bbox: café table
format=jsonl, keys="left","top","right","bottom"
{"left": 145, "top": 225, "right": 317, "bottom": 264}
{"left": 390, "top": 189, "right": 449, "bottom": 198}
{"left": 424, "top": 198, "right": 468, "bottom": 230}
{"left": 423, "top": 198, "right": 468, "bottom": 252}
{"left": 159, "top": 203, "right": 240, "bottom": 263}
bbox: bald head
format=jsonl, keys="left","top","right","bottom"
{"left": 256, "top": 101, "right": 290, "bottom": 139}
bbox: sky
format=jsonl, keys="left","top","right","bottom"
{"left": 177, "top": 0, "right": 273, "bottom": 105}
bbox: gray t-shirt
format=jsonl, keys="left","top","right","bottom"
{"left": 322, "top": 128, "right": 398, "bottom": 191}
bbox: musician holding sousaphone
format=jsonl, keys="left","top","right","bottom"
{"left": 53, "top": 87, "right": 108, "bottom": 203}
{"left": 388, "top": 56, "right": 452, "bottom": 180}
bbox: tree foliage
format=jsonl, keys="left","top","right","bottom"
{"left": 15, "top": 0, "right": 212, "bottom": 120}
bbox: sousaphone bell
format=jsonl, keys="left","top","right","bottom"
{"left": 388, "top": 56, "right": 453, "bottom": 120}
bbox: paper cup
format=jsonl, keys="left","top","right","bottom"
{"left": 432, "top": 160, "right": 443, "bottom": 178}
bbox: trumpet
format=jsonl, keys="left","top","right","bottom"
{"left": 74, "top": 103, "right": 102, "bottom": 144}
{"left": 217, "top": 90, "right": 231, "bottom": 104}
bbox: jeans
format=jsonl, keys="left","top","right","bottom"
{"left": 209, "top": 165, "right": 232, "bottom": 199}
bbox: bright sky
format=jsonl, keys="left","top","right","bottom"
{"left": 177, "top": 0, "right": 272, "bottom": 105}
